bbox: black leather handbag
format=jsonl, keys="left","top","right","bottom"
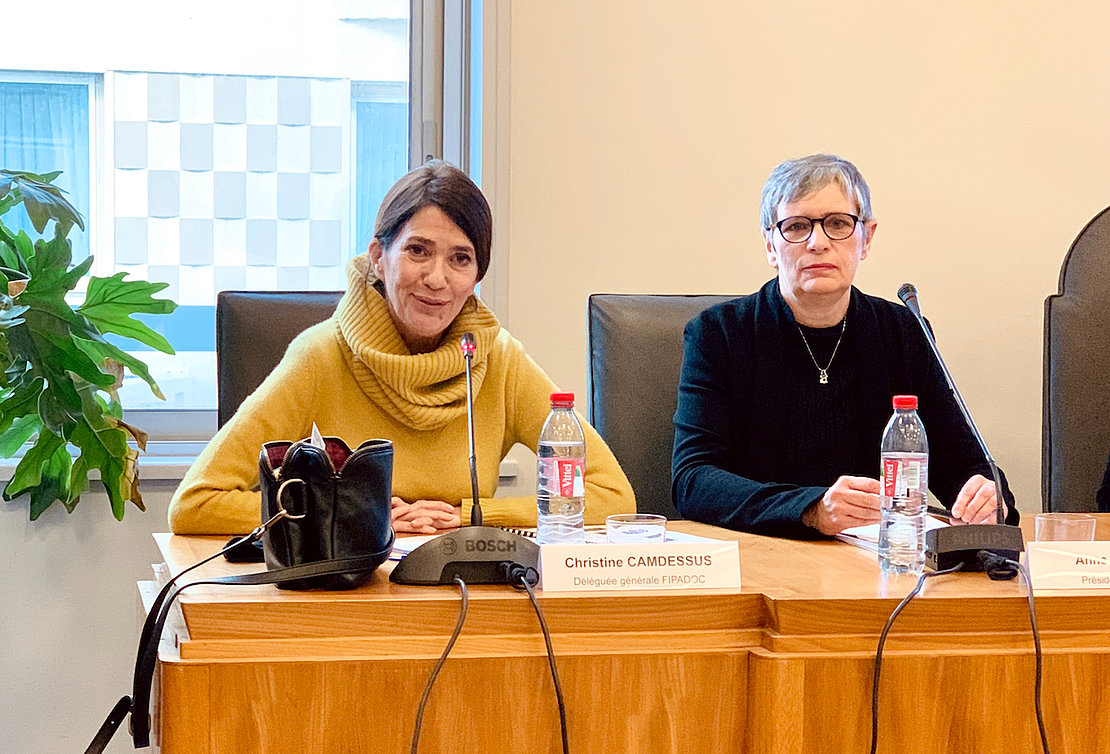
{"left": 261, "top": 436, "right": 395, "bottom": 589}
{"left": 85, "top": 436, "right": 396, "bottom": 753}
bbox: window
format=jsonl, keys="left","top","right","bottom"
{"left": 353, "top": 82, "right": 409, "bottom": 254}
{"left": 2, "top": 0, "right": 479, "bottom": 454}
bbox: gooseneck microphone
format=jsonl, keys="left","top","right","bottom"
{"left": 460, "top": 332, "right": 482, "bottom": 526}
{"left": 896, "top": 283, "right": 1024, "bottom": 572}
{"left": 390, "top": 332, "right": 539, "bottom": 585}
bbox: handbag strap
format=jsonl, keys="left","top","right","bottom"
{"left": 85, "top": 532, "right": 394, "bottom": 754}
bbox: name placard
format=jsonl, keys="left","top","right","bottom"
{"left": 538, "top": 541, "right": 741, "bottom": 592}
{"left": 1026, "top": 541, "right": 1110, "bottom": 590}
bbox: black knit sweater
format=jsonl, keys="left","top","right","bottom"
{"left": 672, "top": 278, "right": 1018, "bottom": 539}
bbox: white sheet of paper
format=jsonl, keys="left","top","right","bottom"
{"left": 839, "top": 515, "right": 949, "bottom": 544}
{"left": 309, "top": 422, "right": 325, "bottom": 448}
{"left": 390, "top": 528, "right": 728, "bottom": 560}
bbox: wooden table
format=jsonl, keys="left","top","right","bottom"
{"left": 152, "top": 518, "right": 1110, "bottom": 753}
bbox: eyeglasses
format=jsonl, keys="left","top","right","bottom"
{"left": 770, "top": 213, "right": 860, "bottom": 243}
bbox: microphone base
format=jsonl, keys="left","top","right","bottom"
{"left": 390, "top": 526, "right": 540, "bottom": 585}
{"left": 925, "top": 524, "right": 1024, "bottom": 572}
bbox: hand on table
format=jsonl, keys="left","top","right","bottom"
{"left": 390, "top": 497, "right": 461, "bottom": 534}
{"left": 803, "top": 476, "right": 882, "bottom": 536}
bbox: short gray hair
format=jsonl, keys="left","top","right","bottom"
{"left": 759, "top": 154, "right": 873, "bottom": 230}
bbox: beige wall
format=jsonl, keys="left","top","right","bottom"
{"left": 483, "top": 1, "right": 1110, "bottom": 513}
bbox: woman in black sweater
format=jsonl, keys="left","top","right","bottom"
{"left": 672, "top": 154, "right": 1017, "bottom": 538}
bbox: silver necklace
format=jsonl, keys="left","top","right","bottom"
{"left": 796, "top": 316, "right": 847, "bottom": 385}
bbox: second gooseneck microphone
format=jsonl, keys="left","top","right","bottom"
{"left": 389, "top": 332, "right": 539, "bottom": 585}
{"left": 460, "top": 332, "right": 482, "bottom": 526}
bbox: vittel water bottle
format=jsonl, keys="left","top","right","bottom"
{"left": 536, "top": 392, "right": 586, "bottom": 544}
{"left": 879, "top": 395, "right": 929, "bottom": 574}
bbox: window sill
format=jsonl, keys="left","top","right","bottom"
{"left": 0, "top": 441, "right": 205, "bottom": 483}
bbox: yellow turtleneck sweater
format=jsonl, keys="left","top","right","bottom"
{"left": 169, "top": 255, "right": 635, "bottom": 534}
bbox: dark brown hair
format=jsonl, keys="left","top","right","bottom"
{"left": 373, "top": 160, "right": 492, "bottom": 280}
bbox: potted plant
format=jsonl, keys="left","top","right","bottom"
{"left": 0, "top": 170, "right": 177, "bottom": 520}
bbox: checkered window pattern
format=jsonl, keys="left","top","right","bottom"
{"left": 111, "top": 72, "right": 353, "bottom": 307}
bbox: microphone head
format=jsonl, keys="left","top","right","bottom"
{"left": 460, "top": 332, "right": 476, "bottom": 356}
{"left": 897, "top": 283, "right": 922, "bottom": 316}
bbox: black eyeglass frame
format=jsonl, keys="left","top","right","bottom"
{"left": 768, "top": 213, "right": 861, "bottom": 243}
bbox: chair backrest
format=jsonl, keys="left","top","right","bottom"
{"left": 587, "top": 293, "right": 737, "bottom": 518}
{"left": 216, "top": 290, "right": 344, "bottom": 428}
{"left": 1043, "top": 206, "right": 1110, "bottom": 512}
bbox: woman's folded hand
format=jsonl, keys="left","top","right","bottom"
{"left": 390, "top": 496, "right": 461, "bottom": 534}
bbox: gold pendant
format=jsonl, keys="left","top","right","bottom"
{"left": 818, "top": 369, "right": 829, "bottom": 385}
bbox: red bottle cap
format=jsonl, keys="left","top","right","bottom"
{"left": 892, "top": 395, "right": 918, "bottom": 410}
{"left": 550, "top": 392, "right": 575, "bottom": 407}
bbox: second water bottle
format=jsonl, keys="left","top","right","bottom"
{"left": 536, "top": 392, "right": 586, "bottom": 544}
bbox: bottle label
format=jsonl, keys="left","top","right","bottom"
{"left": 540, "top": 458, "right": 585, "bottom": 497}
{"left": 883, "top": 457, "right": 923, "bottom": 497}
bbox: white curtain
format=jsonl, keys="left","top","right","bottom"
{"left": 0, "top": 80, "right": 91, "bottom": 262}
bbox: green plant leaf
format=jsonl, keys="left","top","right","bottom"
{"left": 25, "top": 227, "right": 73, "bottom": 283}
{"left": 18, "top": 288, "right": 86, "bottom": 330}
{"left": 0, "top": 414, "right": 41, "bottom": 457}
{"left": 0, "top": 374, "right": 45, "bottom": 436}
{"left": 69, "top": 419, "right": 131, "bottom": 519}
{"left": 68, "top": 452, "right": 91, "bottom": 507}
{"left": 78, "top": 273, "right": 178, "bottom": 353}
{"left": 1, "top": 265, "right": 29, "bottom": 284}
{"left": 28, "top": 443, "right": 73, "bottom": 519}
{"left": 31, "top": 328, "right": 116, "bottom": 389}
{"left": 0, "top": 238, "right": 26, "bottom": 270}
{"left": 3, "top": 171, "right": 85, "bottom": 236}
{"left": 0, "top": 224, "right": 31, "bottom": 275}
{"left": 12, "top": 231, "right": 32, "bottom": 271}
{"left": 1, "top": 169, "right": 63, "bottom": 186}
{"left": 74, "top": 379, "right": 114, "bottom": 432}
{"left": 60, "top": 255, "right": 94, "bottom": 291}
{"left": 0, "top": 238, "right": 19, "bottom": 270}
{"left": 17, "top": 290, "right": 84, "bottom": 330}
{"left": 38, "top": 387, "right": 79, "bottom": 437}
{"left": 74, "top": 337, "right": 165, "bottom": 400}
{"left": 3, "top": 429, "right": 64, "bottom": 501}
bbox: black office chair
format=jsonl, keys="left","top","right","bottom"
{"left": 216, "top": 290, "right": 344, "bottom": 427}
{"left": 587, "top": 293, "right": 737, "bottom": 519}
{"left": 1043, "top": 206, "right": 1110, "bottom": 512}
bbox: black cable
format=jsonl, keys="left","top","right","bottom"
{"left": 979, "top": 552, "right": 1050, "bottom": 754}
{"left": 870, "top": 563, "right": 963, "bottom": 754}
{"left": 519, "top": 572, "right": 570, "bottom": 754}
{"left": 410, "top": 576, "right": 469, "bottom": 754}
{"left": 90, "top": 521, "right": 281, "bottom": 753}
{"left": 1016, "top": 558, "right": 1051, "bottom": 754}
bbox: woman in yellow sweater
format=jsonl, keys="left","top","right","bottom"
{"left": 169, "top": 161, "right": 635, "bottom": 535}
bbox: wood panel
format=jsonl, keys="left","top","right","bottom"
{"left": 159, "top": 651, "right": 746, "bottom": 754}
{"left": 157, "top": 663, "right": 209, "bottom": 754}
{"left": 152, "top": 519, "right": 1110, "bottom": 754}
{"left": 747, "top": 649, "right": 1110, "bottom": 754}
